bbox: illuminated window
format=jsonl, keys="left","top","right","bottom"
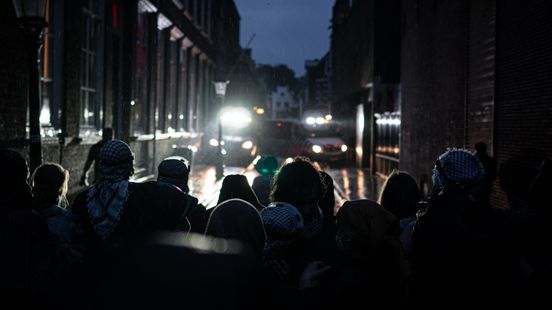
{"left": 80, "top": 0, "right": 105, "bottom": 131}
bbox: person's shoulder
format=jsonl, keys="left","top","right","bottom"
{"left": 72, "top": 188, "right": 92, "bottom": 214}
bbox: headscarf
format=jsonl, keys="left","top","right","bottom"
{"left": 378, "top": 170, "right": 420, "bottom": 220}
{"left": 432, "top": 148, "right": 485, "bottom": 195}
{"left": 218, "top": 174, "right": 263, "bottom": 211}
{"left": 157, "top": 156, "right": 191, "bottom": 193}
{"left": 87, "top": 140, "right": 134, "bottom": 239}
{"left": 336, "top": 200, "right": 399, "bottom": 253}
{"left": 205, "top": 199, "right": 266, "bottom": 261}
{"left": 261, "top": 202, "right": 304, "bottom": 258}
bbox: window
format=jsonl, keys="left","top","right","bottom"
{"left": 80, "top": 0, "right": 104, "bottom": 131}
{"left": 134, "top": 10, "right": 153, "bottom": 135}
{"left": 39, "top": 0, "right": 58, "bottom": 137}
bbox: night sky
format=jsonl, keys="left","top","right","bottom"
{"left": 234, "top": 0, "right": 334, "bottom": 77}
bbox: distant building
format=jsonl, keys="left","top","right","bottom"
{"left": 268, "top": 86, "right": 297, "bottom": 119}
{"left": 304, "top": 54, "right": 332, "bottom": 112}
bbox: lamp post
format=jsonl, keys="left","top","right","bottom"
{"left": 213, "top": 81, "right": 229, "bottom": 180}
{"left": 12, "top": 0, "right": 48, "bottom": 172}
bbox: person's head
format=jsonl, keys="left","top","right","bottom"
{"left": 102, "top": 128, "right": 114, "bottom": 141}
{"left": 378, "top": 170, "right": 420, "bottom": 220}
{"left": 336, "top": 199, "right": 398, "bottom": 253}
{"left": 432, "top": 148, "right": 485, "bottom": 195}
{"left": 32, "top": 163, "right": 69, "bottom": 207}
{"left": 255, "top": 156, "right": 278, "bottom": 176}
{"left": 261, "top": 202, "right": 304, "bottom": 259}
{"left": 0, "top": 149, "right": 31, "bottom": 205}
{"left": 270, "top": 157, "right": 324, "bottom": 218}
{"left": 218, "top": 175, "right": 262, "bottom": 211}
{"left": 474, "top": 142, "right": 487, "bottom": 155}
{"left": 99, "top": 139, "right": 134, "bottom": 179}
{"left": 158, "top": 156, "right": 191, "bottom": 193}
{"left": 205, "top": 199, "right": 266, "bottom": 261}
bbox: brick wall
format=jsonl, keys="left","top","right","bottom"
{"left": 400, "top": 0, "right": 469, "bottom": 195}
{"left": 493, "top": 0, "right": 552, "bottom": 210}
{"left": 0, "top": 1, "right": 29, "bottom": 143}
{"left": 465, "top": 0, "right": 495, "bottom": 154}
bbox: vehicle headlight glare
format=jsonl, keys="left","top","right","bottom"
{"left": 220, "top": 107, "right": 252, "bottom": 128}
{"left": 312, "top": 145, "right": 322, "bottom": 153}
{"left": 242, "top": 140, "right": 253, "bottom": 149}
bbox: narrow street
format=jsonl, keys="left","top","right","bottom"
{"left": 187, "top": 161, "right": 385, "bottom": 210}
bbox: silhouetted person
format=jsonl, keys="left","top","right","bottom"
{"left": 218, "top": 174, "right": 263, "bottom": 211}
{"left": 205, "top": 199, "right": 266, "bottom": 262}
{"left": 73, "top": 140, "right": 191, "bottom": 256}
{"left": 157, "top": 156, "right": 207, "bottom": 233}
{"left": 412, "top": 148, "right": 521, "bottom": 308}
{"left": 252, "top": 156, "right": 279, "bottom": 206}
{"left": 32, "top": 163, "right": 84, "bottom": 262}
{"left": 31, "top": 163, "right": 86, "bottom": 309}
{"left": 268, "top": 157, "right": 337, "bottom": 293}
{"left": 0, "top": 149, "right": 54, "bottom": 307}
{"left": 474, "top": 142, "right": 496, "bottom": 202}
{"left": 378, "top": 170, "right": 421, "bottom": 232}
{"left": 334, "top": 200, "right": 409, "bottom": 309}
{"left": 80, "top": 128, "right": 114, "bottom": 186}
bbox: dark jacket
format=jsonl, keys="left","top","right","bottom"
{"left": 73, "top": 181, "right": 192, "bottom": 255}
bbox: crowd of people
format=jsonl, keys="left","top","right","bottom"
{"left": 0, "top": 136, "right": 550, "bottom": 309}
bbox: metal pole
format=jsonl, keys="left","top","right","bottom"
{"left": 215, "top": 95, "right": 224, "bottom": 180}
{"left": 19, "top": 17, "right": 47, "bottom": 173}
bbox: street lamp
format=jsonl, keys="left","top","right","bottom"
{"left": 12, "top": 0, "right": 48, "bottom": 172}
{"left": 213, "top": 81, "right": 229, "bottom": 180}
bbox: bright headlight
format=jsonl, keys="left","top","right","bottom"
{"left": 312, "top": 145, "right": 322, "bottom": 153}
{"left": 241, "top": 140, "right": 253, "bottom": 149}
{"left": 315, "top": 117, "right": 325, "bottom": 125}
{"left": 341, "top": 145, "right": 348, "bottom": 152}
{"left": 209, "top": 138, "right": 219, "bottom": 146}
{"left": 306, "top": 117, "right": 315, "bottom": 125}
{"left": 220, "top": 107, "right": 252, "bottom": 128}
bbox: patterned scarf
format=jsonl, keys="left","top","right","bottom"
{"left": 261, "top": 202, "right": 304, "bottom": 258}
{"left": 86, "top": 140, "right": 134, "bottom": 239}
{"left": 432, "top": 148, "right": 485, "bottom": 197}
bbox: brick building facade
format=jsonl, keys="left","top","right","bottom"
{"left": 0, "top": 0, "right": 256, "bottom": 193}
{"left": 330, "top": 0, "right": 401, "bottom": 171}
{"left": 400, "top": 0, "right": 552, "bottom": 208}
